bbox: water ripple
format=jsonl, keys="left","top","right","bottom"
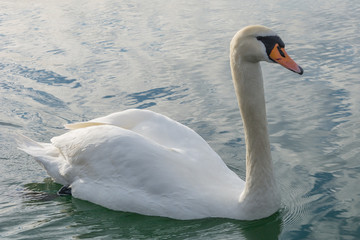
{"left": 0, "top": 63, "right": 79, "bottom": 87}
{"left": 125, "top": 86, "right": 188, "bottom": 104}
{"left": 0, "top": 81, "right": 66, "bottom": 108}
{"left": 0, "top": 121, "right": 21, "bottom": 128}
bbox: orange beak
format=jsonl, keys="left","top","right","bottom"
{"left": 269, "top": 43, "right": 303, "bottom": 75}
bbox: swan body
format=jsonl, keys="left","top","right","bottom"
{"left": 17, "top": 25, "right": 303, "bottom": 220}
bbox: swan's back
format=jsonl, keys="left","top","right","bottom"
{"left": 67, "top": 109, "right": 224, "bottom": 165}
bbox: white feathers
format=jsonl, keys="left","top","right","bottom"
{"left": 18, "top": 110, "right": 244, "bottom": 219}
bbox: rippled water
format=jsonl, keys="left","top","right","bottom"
{"left": 1, "top": 0, "right": 360, "bottom": 239}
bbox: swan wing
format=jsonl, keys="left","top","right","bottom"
{"left": 50, "top": 125, "right": 242, "bottom": 219}
{"left": 65, "top": 109, "right": 225, "bottom": 167}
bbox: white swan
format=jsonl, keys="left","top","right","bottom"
{"left": 17, "top": 25, "right": 303, "bottom": 220}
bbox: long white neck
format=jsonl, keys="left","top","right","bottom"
{"left": 230, "top": 53, "right": 280, "bottom": 217}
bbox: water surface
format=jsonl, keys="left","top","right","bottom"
{"left": 1, "top": 0, "right": 360, "bottom": 239}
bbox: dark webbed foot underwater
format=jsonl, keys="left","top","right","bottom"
{"left": 57, "top": 185, "right": 72, "bottom": 196}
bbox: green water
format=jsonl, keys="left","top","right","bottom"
{"left": 1, "top": 0, "right": 360, "bottom": 239}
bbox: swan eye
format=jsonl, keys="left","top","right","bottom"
{"left": 256, "top": 35, "right": 285, "bottom": 58}
{"left": 277, "top": 46, "right": 286, "bottom": 58}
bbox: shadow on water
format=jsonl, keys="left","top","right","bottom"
{"left": 22, "top": 178, "right": 283, "bottom": 240}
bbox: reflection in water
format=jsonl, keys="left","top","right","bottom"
{"left": 23, "top": 178, "right": 63, "bottom": 202}
{"left": 238, "top": 213, "right": 282, "bottom": 240}
{"left": 22, "top": 179, "right": 282, "bottom": 240}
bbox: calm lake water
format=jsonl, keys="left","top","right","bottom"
{"left": 1, "top": 0, "right": 360, "bottom": 239}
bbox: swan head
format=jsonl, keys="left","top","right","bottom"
{"left": 230, "top": 25, "right": 303, "bottom": 75}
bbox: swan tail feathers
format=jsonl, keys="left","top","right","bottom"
{"left": 64, "top": 122, "right": 107, "bottom": 130}
{"left": 16, "top": 133, "right": 69, "bottom": 185}
{"left": 15, "top": 133, "right": 44, "bottom": 150}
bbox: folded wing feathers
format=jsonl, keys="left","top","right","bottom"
{"left": 64, "top": 122, "right": 107, "bottom": 130}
